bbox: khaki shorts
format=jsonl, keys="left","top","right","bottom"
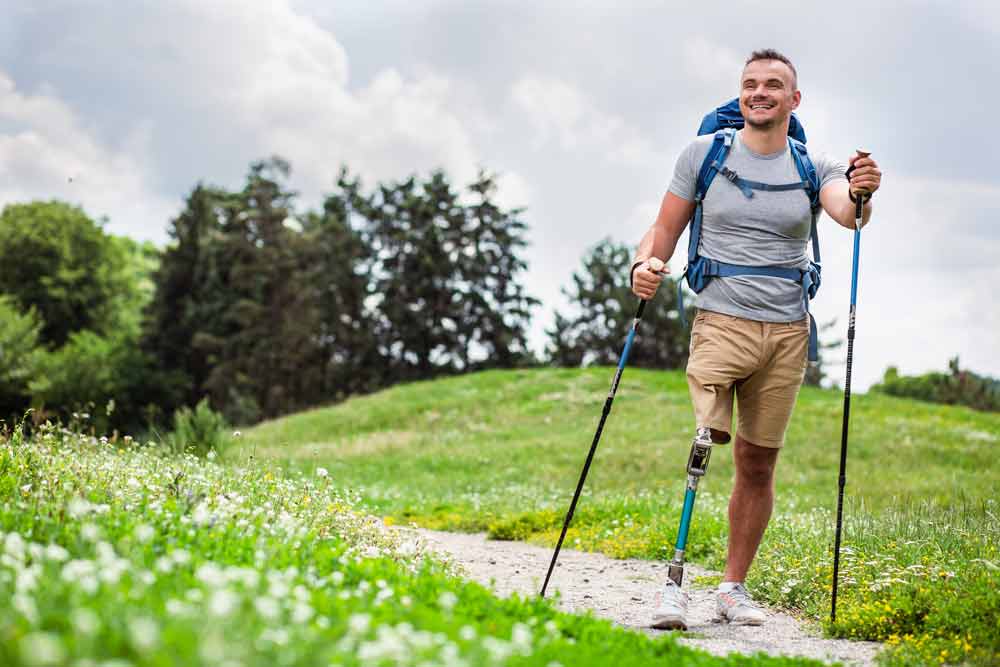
{"left": 685, "top": 309, "right": 809, "bottom": 448}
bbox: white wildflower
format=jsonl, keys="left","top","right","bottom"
{"left": 165, "top": 599, "right": 188, "bottom": 617}
{"left": 291, "top": 602, "right": 314, "bottom": 624}
{"left": 208, "top": 589, "right": 240, "bottom": 617}
{"left": 316, "top": 467, "right": 328, "bottom": 478}
{"left": 254, "top": 596, "right": 281, "bottom": 620}
{"left": 13, "top": 593, "right": 38, "bottom": 624}
{"left": 192, "top": 503, "right": 213, "bottom": 526}
{"left": 134, "top": 524, "right": 155, "bottom": 543}
{"left": 438, "top": 591, "right": 458, "bottom": 610}
{"left": 68, "top": 498, "right": 92, "bottom": 518}
{"left": 196, "top": 563, "right": 226, "bottom": 588}
{"left": 259, "top": 627, "right": 289, "bottom": 646}
{"left": 4, "top": 532, "right": 25, "bottom": 560}
{"left": 511, "top": 622, "right": 533, "bottom": 653}
{"left": 19, "top": 632, "right": 64, "bottom": 666}
{"left": 347, "top": 613, "right": 371, "bottom": 636}
{"left": 71, "top": 608, "right": 100, "bottom": 635}
{"left": 459, "top": 625, "right": 477, "bottom": 641}
{"left": 129, "top": 617, "right": 160, "bottom": 651}
{"left": 80, "top": 523, "right": 100, "bottom": 542}
{"left": 44, "top": 544, "right": 69, "bottom": 562}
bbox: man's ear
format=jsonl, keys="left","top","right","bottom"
{"left": 790, "top": 89, "right": 802, "bottom": 111}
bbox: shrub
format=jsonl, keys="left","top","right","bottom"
{"left": 873, "top": 358, "right": 1000, "bottom": 412}
{"left": 165, "top": 398, "right": 228, "bottom": 457}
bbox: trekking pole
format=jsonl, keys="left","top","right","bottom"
{"left": 831, "top": 149, "right": 870, "bottom": 624}
{"left": 540, "top": 262, "right": 668, "bottom": 598}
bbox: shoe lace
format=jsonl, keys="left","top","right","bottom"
{"left": 728, "top": 584, "right": 758, "bottom": 607}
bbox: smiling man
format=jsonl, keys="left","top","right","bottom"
{"left": 629, "top": 49, "right": 882, "bottom": 629}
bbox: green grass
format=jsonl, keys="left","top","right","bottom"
{"left": 0, "top": 424, "right": 830, "bottom": 667}
{"left": 236, "top": 367, "right": 1000, "bottom": 666}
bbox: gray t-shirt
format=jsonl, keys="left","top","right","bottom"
{"left": 669, "top": 131, "right": 846, "bottom": 322}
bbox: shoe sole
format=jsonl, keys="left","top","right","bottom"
{"left": 716, "top": 614, "right": 765, "bottom": 626}
{"left": 651, "top": 615, "right": 688, "bottom": 631}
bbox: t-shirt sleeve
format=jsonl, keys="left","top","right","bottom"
{"left": 814, "top": 150, "right": 848, "bottom": 189}
{"left": 667, "top": 140, "right": 701, "bottom": 201}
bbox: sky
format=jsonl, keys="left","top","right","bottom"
{"left": 1, "top": 0, "right": 998, "bottom": 392}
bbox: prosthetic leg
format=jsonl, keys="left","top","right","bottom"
{"left": 667, "top": 426, "right": 719, "bottom": 586}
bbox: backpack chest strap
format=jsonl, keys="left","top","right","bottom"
{"left": 713, "top": 163, "right": 810, "bottom": 199}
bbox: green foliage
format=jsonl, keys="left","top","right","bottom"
{"left": 0, "top": 201, "right": 128, "bottom": 346}
{"left": 143, "top": 161, "right": 540, "bottom": 426}
{"left": 547, "top": 238, "right": 692, "bottom": 369}
{"left": 165, "top": 398, "right": 228, "bottom": 457}
{"left": 488, "top": 510, "right": 561, "bottom": 541}
{"left": 29, "top": 329, "right": 153, "bottom": 434}
{"left": 873, "top": 357, "right": 1000, "bottom": 412}
{"left": 350, "top": 168, "right": 539, "bottom": 380}
{"left": 238, "top": 367, "right": 1000, "bottom": 665}
{"left": 0, "top": 296, "right": 44, "bottom": 421}
{"left": 0, "top": 425, "right": 824, "bottom": 667}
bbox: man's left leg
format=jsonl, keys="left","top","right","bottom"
{"left": 723, "top": 435, "right": 779, "bottom": 583}
{"left": 716, "top": 318, "right": 808, "bottom": 625}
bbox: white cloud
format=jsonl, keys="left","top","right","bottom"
{"left": 0, "top": 72, "right": 175, "bottom": 240}
{"left": 1, "top": 0, "right": 530, "bottom": 239}
{"left": 511, "top": 74, "right": 662, "bottom": 166}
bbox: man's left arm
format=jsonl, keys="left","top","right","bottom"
{"left": 819, "top": 153, "right": 883, "bottom": 229}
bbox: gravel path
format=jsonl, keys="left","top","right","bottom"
{"left": 413, "top": 529, "right": 881, "bottom": 666}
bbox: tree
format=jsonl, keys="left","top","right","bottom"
{"left": 304, "top": 173, "right": 380, "bottom": 398}
{"left": 199, "top": 158, "right": 328, "bottom": 422}
{"left": 0, "top": 201, "right": 130, "bottom": 347}
{"left": 143, "top": 184, "right": 232, "bottom": 416}
{"left": 547, "top": 238, "right": 692, "bottom": 369}
{"left": 358, "top": 170, "right": 538, "bottom": 382}
{"left": 0, "top": 296, "right": 43, "bottom": 423}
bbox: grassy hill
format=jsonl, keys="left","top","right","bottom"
{"left": 236, "top": 367, "right": 1000, "bottom": 666}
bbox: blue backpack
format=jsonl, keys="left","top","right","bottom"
{"left": 679, "top": 98, "right": 822, "bottom": 361}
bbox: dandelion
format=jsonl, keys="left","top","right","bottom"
{"left": 316, "top": 467, "right": 329, "bottom": 478}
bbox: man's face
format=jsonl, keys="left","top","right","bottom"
{"left": 739, "top": 59, "right": 800, "bottom": 131}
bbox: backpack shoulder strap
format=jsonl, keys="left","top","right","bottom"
{"left": 788, "top": 137, "right": 822, "bottom": 263}
{"left": 695, "top": 128, "right": 735, "bottom": 201}
{"left": 788, "top": 137, "right": 820, "bottom": 210}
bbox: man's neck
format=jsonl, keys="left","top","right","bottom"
{"left": 739, "top": 123, "right": 790, "bottom": 155}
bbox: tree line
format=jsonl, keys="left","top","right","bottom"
{"left": 1, "top": 158, "right": 714, "bottom": 435}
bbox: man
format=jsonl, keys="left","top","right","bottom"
{"left": 630, "top": 49, "right": 882, "bottom": 629}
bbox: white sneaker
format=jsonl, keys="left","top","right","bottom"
{"left": 651, "top": 580, "right": 689, "bottom": 630}
{"left": 716, "top": 583, "right": 766, "bottom": 625}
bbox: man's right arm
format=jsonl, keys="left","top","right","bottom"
{"left": 630, "top": 191, "right": 695, "bottom": 300}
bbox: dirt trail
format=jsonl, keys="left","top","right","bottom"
{"left": 413, "top": 529, "right": 881, "bottom": 666}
